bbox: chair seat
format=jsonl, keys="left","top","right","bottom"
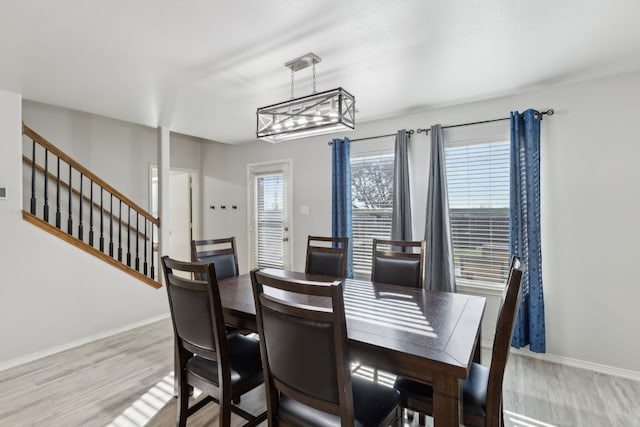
{"left": 394, "top": 362, "right": 489, "bottom": 417}
{"left": 186, "top": 334, "right": 262, "bottom": 387}
{"left": 279, "top": 375, "right": 401, "bottom": 427}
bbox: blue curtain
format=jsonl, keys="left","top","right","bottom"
{"left": 510, "top": 109, "right": 546, "bottom": 352}
{"left": 332, "top": 137, "right": 353, "bottom": 278}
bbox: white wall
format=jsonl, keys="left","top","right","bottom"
{"left": 0, "top": 98, "right": 206, "bottom": 367}
{"left": 201, "top": 71, "right": 640, "bottom": 374}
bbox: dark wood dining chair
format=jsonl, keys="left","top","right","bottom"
{"left": 394, "top": 256, "right": 524, "bottom": 427}
{"left": 250, "top": 268, "right": 402, "bottom": 427}
{"left": 191, "top": 237, "right": 239, "bottom": 280}
{"left": 161, "top": 256, "right": 267, "bottom": 427}
{"left": 192, "top": 236, "right": 248, "bottom": 338}
{"left": 371, "top": 238, "right": 426, "bottom": 288}
{"left": 305, "top": 235, "right": 349, "bottom": 278}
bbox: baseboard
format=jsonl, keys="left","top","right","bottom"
{"left": 481, "top": 339, "right": 640, "bottom": 381}
{"left": 0, "top": 313, "right": 170, "bottom": 373}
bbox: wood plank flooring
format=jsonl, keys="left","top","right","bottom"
{"left": 1, "top": 318, "right": 638, "bottom": 427}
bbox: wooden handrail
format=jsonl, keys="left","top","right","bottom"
{"left": 22, "top": 155, "right": 152, "bottom": 241}
{"left": 23, "top": 124, "right": 160, "bottom": 227}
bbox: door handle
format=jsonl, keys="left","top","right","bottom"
{"left": 283, "top": 237, "right": 289, "bottom": 242}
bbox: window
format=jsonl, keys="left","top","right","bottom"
{"left": 248, "top": 160, "right": 292, "bottom": 270}
{"left": 350, "top": 153, "right": 394, "bottom": 279}
{"left": 445, "top": 139, "right": 510, "bottom": 286}
{"left": 255, "top": 174, "right": 285, "bottom": 268}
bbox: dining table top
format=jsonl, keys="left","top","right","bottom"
{"left": 218, "top": 268, "right": 486, "bottom": 427}
{"left": 218, "top": 268, "right": 486, "bottom": 383}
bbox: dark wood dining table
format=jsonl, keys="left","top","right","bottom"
{"left": 218, "top": 269, "right": 486, "bottom": 427}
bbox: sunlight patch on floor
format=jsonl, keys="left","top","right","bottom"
{"left": 106, "top": 373, "right": 175, "bottom": 427}
{"left": 504, "top": 409, "right": 558, "bottom": 427}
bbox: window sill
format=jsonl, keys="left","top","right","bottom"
{"left": 456, "top": 279, "right": 504, "bottom": 297}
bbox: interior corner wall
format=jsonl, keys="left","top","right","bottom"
{"left": 0, "top": 98, "right": 205, "bottom": 367}
{"left": 201, "top": 71, "right": 640, "bottom": 374}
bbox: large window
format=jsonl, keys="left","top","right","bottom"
{"left": 445, "top": 139, "right": 510, "bottom": 286}
{"left": 350, "top": 153, "right": 394, "bottom": 279}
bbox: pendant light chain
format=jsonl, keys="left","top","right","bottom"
{"left": 290, "top": 68, "right": 295, "bottom": 99}
{"left": 312, "top": 61, "right": 317, "bottom": 93}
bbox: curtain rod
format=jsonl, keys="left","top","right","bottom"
{"left": 327, "top": 129, "right": 414, "bottom": 145}
{"left": 416, "top": 109, "right": 554, "bottom": 135}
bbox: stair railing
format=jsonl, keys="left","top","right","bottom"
{"left": 22, "top": 124, "right": 161, "bottom": 288}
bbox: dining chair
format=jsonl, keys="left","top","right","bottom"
{"left": 305, "top": 235, "right": 349, "bottom": 278}
{"left": 161, "top": 256, "right": 267, "bottom": 427}
{"left": 192, "top": 236, "right": 248, "bottom": 339}
{"left": 371, "top": 238, "right": 426, "bottom": 288}
{"left": 394, "top": 256, "right": 524, "bottom": 427}
{"left": 250, "top": 268, "right": 402, "bottom": 427}
{"left": 191, "top": 237, "right": 239, "bottom": 280}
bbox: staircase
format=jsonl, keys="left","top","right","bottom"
{"left": 21, "top": 124, "right": 161, "bottom": 288}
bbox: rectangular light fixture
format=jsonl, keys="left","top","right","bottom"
{"left": 257, "top": 87, "right": 355, "bottom": 143}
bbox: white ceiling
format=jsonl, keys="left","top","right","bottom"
{"left": 2, "top": 1, "right": 640, "bottom": 144}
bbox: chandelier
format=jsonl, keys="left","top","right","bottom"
{"left": 256, "top": 53, "right": 356, "bottom": 143}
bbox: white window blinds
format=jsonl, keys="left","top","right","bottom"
{"left": 351, "top": 154, "right": 394, "bottom": 279}
{"left": 445, "top": 140, "right": 510, "bottom": 286}
{"left": 255, "top": 174, "right": 284, "bottom": 269}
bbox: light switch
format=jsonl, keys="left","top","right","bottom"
{"left": 0, "top": 187, "right": 6, "bottom": 199}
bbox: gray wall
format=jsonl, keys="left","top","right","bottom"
{"left": 201, "top": 71, "right": 640, "bottom": 376}
{"left": 0, "top": 98, "right": 206, "bottom": 367}
{"left": 2, "top": 70, "right": 639, "bottom": 377}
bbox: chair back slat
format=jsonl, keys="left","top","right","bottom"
{"left": 305, "top": 235, "right": 349, "bottom": 278}
{"left": 162, "top": 256, "right": 228, "bottom": 358}
{"left": 191, "top": 237, "right": 239, "bottom": 280}
{"left": 371, "top": 238, "right": 426, "bottom": 288}
{"left": 251, "top": 269, "right": 354, "bottom": 422}
{"left": 486, "top": 256, "right": 524, "bottom": 422}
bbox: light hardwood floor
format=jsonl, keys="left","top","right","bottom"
{"left": 1, "top": 318, "right": 638, "bottom": 427}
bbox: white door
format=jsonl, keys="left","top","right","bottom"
{"left": 150, "top": 166, "right": 199, "bottom": 268}
{"left": 248, "top": 161, "right": 292, "bottom": 270}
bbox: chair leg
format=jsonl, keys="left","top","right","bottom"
{"left": 418, "top": 412, "right": 426, "bottom": 426}
{"left": 176, "top": 381, "right": 189, "bottom": 427}
{"left": 219, "top": 394, "right": 232, "bottom": 427}
{"left": 395, "top": 406, "right": 403, "bottom": 427}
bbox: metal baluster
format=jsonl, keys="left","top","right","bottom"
{"left": 150, "top": 224, "right": 155, "bottom": 280}
{"left": 126, "top": 206, "right": 131, "bottom": 267}
{"left": 99, "top": 187, "right": 104, "bottom": 251}
{"left": 143, "top": 218, "right": 148, "bottom": 276}
{"left": 78, "top": 173, "right": 83, "bottom": 241}
{"left": 30, "top": 140, "right": 36, "bottom": 215}
{"left": 43, "top": 149, "right": 49, "bottom": 221}
{"left": 135, "top": 213, "right": 140, "bottom": 271}
{"left": 89, "top": 181, "right": 94, "bottom": 246}
{"left": 109, "top": 194, "right": 114, "bottom": 257}
{"left": 67, "top": 165, "right": 73, "bottom": 234}
{"left": 56, "top": 158, "right": 61, "bottom": 228}
{"left": 118, "top": 200, "right": 123, "bottom": 262}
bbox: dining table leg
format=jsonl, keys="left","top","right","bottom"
{"left": 432, "top": 375, "right": 463, "bottom": 427}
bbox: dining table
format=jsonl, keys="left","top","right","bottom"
{"left": 218, "top": 268, "right": 486, "bottom": 427}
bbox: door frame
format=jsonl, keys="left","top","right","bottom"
{"left": 247, "top": 159, "right": 293, "bottom": 270}
{"left": 149, "top": 165, "right": 200, "bottom": 258}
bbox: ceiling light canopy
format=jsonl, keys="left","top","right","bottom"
{"left": 257, "top": 53, "right": 355, "bottom": 143}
